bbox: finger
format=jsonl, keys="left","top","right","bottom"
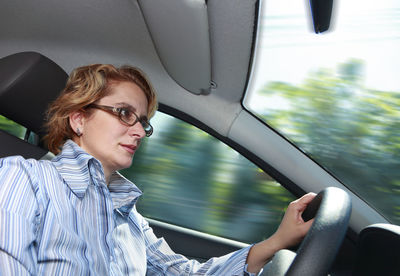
{"left": 300, "top": 192, "right": 317, "bottom": 203}
{"left": 297, "top": 193, "right": 317, "bottom": 210}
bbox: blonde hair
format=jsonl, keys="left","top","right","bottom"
{"left": 44, "top": 64, "right": 158, "bottom": 154}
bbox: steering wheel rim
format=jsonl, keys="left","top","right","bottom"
{"left": 262, "top": 187, "right": 352, "bottom": 276}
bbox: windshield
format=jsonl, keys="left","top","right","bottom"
{"left": 244, "top": 0, "right": 400, "bottom": 224}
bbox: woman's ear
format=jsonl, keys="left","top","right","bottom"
{"left": 69, "top": 110, "right": 85, "bottom": 137}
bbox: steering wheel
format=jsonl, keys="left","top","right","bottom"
{"left": 261, "top": 187, "right": 352, "bottom": 276}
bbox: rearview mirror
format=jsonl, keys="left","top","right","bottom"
{"left": 309, "top": 0, "right": 334, "bottom": 33}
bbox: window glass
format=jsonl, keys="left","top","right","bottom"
{"left": 0, "top": 115, "right": 40, "bottom": 145}
{"left": 0, "top": 115, "right": 26, "bottom": 139}
{"left": 121, "top": 112, "right": 295, "bottom": 243}
{"left": 244, "top": 0, "right": 400, "bottom": 224}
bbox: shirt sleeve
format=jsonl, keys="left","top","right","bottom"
{"left": 244, "top": 263, "right": 263, "bottom": 276}
{"left": 137, "top": 212, "right": 252, "bottom": 276}
{"left": 0, "top": 156, "right": 40, "bottom": 275}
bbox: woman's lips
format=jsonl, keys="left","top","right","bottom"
{"left": 121, "top": 144, "right": 137, "bottom": 154}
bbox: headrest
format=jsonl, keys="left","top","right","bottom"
{"left": 0, "top": 52, "right": 68, "bottom": 136}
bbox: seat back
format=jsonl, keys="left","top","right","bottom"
{"left": 353, "top": 223, "right": 400, "bottom": 276}
{"left": 0, "top": 52, "right": 68, "bottom": 159}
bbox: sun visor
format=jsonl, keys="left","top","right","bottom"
{"left": 138, "top": 0, "right": 211, "bottom": 95}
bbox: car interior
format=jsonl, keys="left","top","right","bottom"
{"left": 1, "top": 0, "right": 399, "bottom": 275}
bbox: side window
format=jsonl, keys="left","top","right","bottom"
{"left": 121, "top": 112, "right": 295, "bottom": 243}
{"left": 0, "top": 115, "right": 26, "bottom": 139}
{"left": 0, "top": 115, "right": 40, "bottom": 145}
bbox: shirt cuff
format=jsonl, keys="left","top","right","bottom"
{"left": 244, "top": 263, "right": 263, "bottom": 276}
{"left": 243, "top": 244, "right": 264, "bottom": 276}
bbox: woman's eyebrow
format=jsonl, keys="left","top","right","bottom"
{"left": 115, "top": 102, "right": 137, "bottom": 111}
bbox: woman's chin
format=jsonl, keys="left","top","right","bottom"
{"left": 119, "top": 157, "right": 134, "bottom": 170}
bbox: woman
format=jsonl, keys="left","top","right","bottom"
{"left": 0, "top": 64, "right": 315, "bottom": 275}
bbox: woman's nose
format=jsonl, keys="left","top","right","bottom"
{"left": 128, "top": 121, "right": 146, "bottom": 138}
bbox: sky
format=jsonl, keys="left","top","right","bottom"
{"left": 245, "top": 0, "right": 400, "bottom": 110}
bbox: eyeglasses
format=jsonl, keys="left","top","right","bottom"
{"left": 87, "top": 104, "right": 153, "bottom": 137}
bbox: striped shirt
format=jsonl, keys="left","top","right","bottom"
{"left": 0, "top": 140, "right": 255, "bottom": 275}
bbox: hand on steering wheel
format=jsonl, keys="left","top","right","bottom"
{"left": 272, "top": 192, "right": 316, "bottom": 250}
{"left": 261, "top": 187, "right": 352, "bottom": 276}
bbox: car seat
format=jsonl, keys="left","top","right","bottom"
{"left": 0, "top": 51, "right": 68, "bottom": 159}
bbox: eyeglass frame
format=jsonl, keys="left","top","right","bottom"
{"left": 86, "top": 104, "right": 153, "bottom": 137}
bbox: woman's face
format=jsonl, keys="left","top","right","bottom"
{"left": 76, "top": 81, "right": 149, "bottom": 179}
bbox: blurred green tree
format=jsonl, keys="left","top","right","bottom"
{"left": 259, "top": 59, "right": 400, "bottom": 224}
{"left": 122, "top": 115, "right": 293, "bottom": 243}
{"left": 121, "top": 59, "right": 399, "bottom": 243}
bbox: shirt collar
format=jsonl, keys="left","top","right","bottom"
{"left": 108, "top": 172, "right": 142, "bottom": 215}
{"left": 52, "top": 140, "right": 142, "bottom": 214}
